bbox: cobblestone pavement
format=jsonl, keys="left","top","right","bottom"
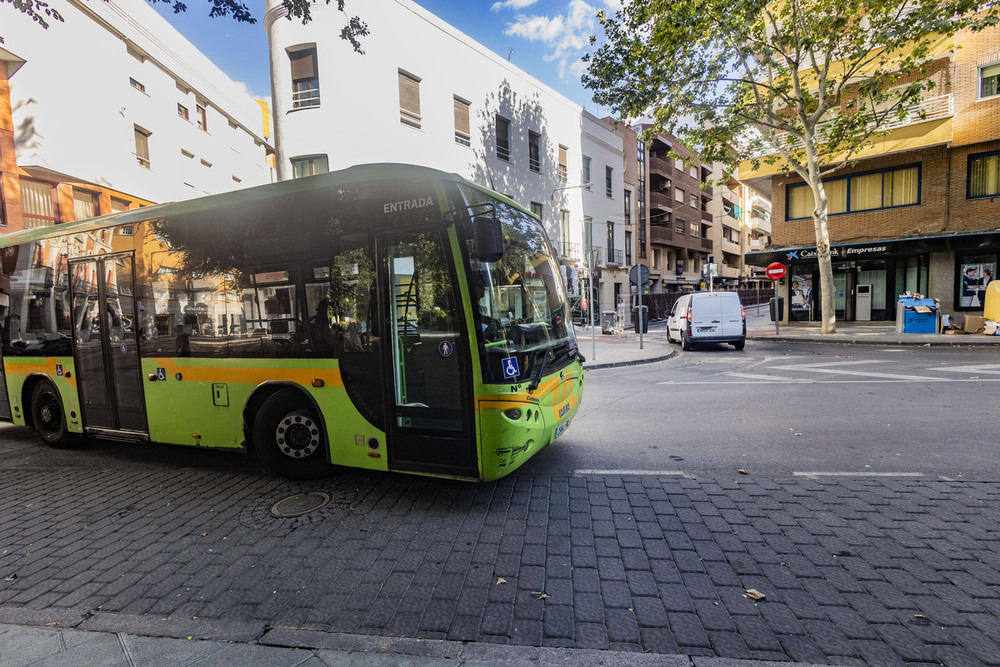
{"left": 2, "top": 458, "right": 1000, "bottom": 666}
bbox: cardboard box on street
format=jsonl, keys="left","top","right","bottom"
{"left": 963, "top": 315, "right": 987, "bottom": 334}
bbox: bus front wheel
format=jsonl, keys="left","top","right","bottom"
{"left": 253, "top": 389, "right": 332, "bottom": 480}
{"left": 30, "top": 380, "right": 78, "bottom": 448}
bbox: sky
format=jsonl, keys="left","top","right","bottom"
{"left": 151, "top": 0, "right": 620, "bottom": 111}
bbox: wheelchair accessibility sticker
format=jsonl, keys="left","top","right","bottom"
{"left": 502, "top": 356, "right": 520, "bottom": 379}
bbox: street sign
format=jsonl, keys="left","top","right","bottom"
{"left": 766, "top": 262, "right": 787, "bottom": 281}
{"left": 628, "top": 264, "right": 650, "bottom": 286}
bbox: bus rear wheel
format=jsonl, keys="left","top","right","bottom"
{"left": 30, "top": 380, "right": 79, "bottom": 448}
{"left": 253, "top": 389, "right": 333, "bottom": 480}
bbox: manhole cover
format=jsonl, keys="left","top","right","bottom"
{"left": 270, "top": 491, "right": 332, "bottom": 518}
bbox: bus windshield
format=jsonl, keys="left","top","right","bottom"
{"left": 459, "top": 186, "right": 578, "bottom": 385}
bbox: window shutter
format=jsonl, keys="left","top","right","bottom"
{"left": 290, "top": 49, "right": 316, "bottom": 80}
{"left": 399, "top": 71, "right": 421, "bottom": 126}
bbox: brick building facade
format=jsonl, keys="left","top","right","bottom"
{"left": 745, "top": 26, "right": 1000, "bottom": 323}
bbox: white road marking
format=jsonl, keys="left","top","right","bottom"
{"left": 573, "top": 469, "right": 688, "bottom": 477}
{"left": 793, "top": 471, "right": 925, "bottom": 478}
{"left": 930, "top": 364, "right": 1000, "bottom": 375}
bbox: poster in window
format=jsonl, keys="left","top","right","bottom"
{"left": 790, "top": 274, "right": 813, "bottom": 311}
{"left": 960, "top": 259, "right": 996, "bottom": 308}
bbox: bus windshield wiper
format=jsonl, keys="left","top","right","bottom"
{"left": 527, "top": 349, "right": 548, "bottom": 392}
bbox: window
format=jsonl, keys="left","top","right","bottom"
{"left": 290, "top": 47, "right": 320, "bottom": 108}
{"left": 624, "top": 190, "right": 631, "bottom": 226}
{"left": 607, "top": 221, "right": 615, "bottom": 260}
{"left": 582, "top": 155, "right": 591, "bottom": 185}
{"left": 969, "top": 150, "right": 1000, "bottom": 198}
{"left": 495, "top": 115, "right": 510, "bottom": 161}
{"left": 675, "top": 187, "right": 684, "bottom": 202}
{"left": 200, "top": 159, "right": 213, "bottom": 168}
{"left": 980, "top": 62, "right": 1000, "bottom": 99}
{"left": 398, "top": 69, "right": 421, "bottom": 128}
{"left": 20, "top": 179, "right": 56, "bottom": 228}
{"left": 530, "top": 201, "right": 543, "bottom": 220}
{"left": 196, "top": 104, "right": 207, "bottom": 132}
{"left": 291, "top": 155, "right": 329, "bottom": 178}
{"left": 454, "top": 96, "right": 471, "bottom": 146}
{"left": 72, "top": 189, "right": 97, "bottom": 221}
{"left": 786, "top": 165, "right": 919, "bottom": 219}
{"left": 689, "top": 166, "right": 698, "bottom": 179}
{"left": 134, "top": 126, "right": 151, "bottom": 169}
{"left": 129, "top": 77, "right": 145, "bottom": 93}
{"left": 558, "top": 145, "right": 568, "bottom": 183}
{"left": 675, "top": 156, "right": 684, "bottom": 169}
{"left": 625, "top": 230, "right": 632, "bottom": 265}
{"left": 177, "top": 104, "right": 189, "bottom": 120}
{"left": 528, "top": 131, "right": 541, "bottom": 173}
{"left": 605, "top": 166, "right": 613, "bottom": 198}
{"left": 690, "top": 222, "right": 699, "bottom": 237}
{"left": 689, "top": 195, "right": 698, "bottom": 209}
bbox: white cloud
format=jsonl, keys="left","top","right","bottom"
{"left": 490, "top": 0, "right": 542, "bottom": 11}
{"left": 503, "top": 0, "right": 601, "bottom": 82}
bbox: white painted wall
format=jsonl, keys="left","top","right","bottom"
{"left": 5, "top": 0, "right": 271, "bottom": 203}
{"left": 264, "top": 0, "right": 625, "bottom": 266}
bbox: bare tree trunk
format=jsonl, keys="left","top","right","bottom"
{"left": 810, "top": 180, "right": 838, "bottom": 334}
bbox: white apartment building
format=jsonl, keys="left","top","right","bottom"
{"left": 3, "top": 0, "right": 272, "bottom": 213}
{"left": 263, "top": 0, "right": 626, "bottom": 305}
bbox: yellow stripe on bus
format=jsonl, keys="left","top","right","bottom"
{"left": 2, "top": 358, "right": 78, "bottom": 390}
{"left": 150, "top": 359, "right": 344, "bottom": 387}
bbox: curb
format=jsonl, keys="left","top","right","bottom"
{"left": 748, "top": 334, "right": 1000, "bottom": 347}
{"left": 582, "top": 349, "right": 678, "bottom": 370}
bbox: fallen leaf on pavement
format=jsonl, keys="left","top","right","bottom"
{"left": 743, "top": 589, "right": 766, "bottom": 601}
{"left": 496, "top": 578, "right": 507, "bottom": 585}
{"left": 738, "top": 469, "right": 748, "bottom": 475}
{"left": 531, "top": 591, "right": 550, "bottom": 600}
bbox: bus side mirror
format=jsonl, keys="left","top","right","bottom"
{"left": 473, "top": 215, "right": 503, "bottom": 263}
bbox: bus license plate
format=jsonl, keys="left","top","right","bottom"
{"left": 554, "top": 420, "right": 570, "bottom": 440}
{"left": 698, "top": 327, "right": 716, "bottom": 333}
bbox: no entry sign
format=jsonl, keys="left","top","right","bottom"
{"left": 766, "top": 262, "right": 787, "bottom": 281}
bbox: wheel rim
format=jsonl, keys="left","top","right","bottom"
{"left": 274, "top": 411, "right": 320, "bottom": 459}
{"left": 36, "top": 391, "right": 62, "bottom": 435}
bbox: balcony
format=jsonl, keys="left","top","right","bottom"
{"left": 722, "top": 238, "right": 742, "bottom": 255}
{"left": 649, "top": 226, "right": 673, "bottom": 245}
{"left": 772, "top": 93, "right": 954, "bottom": 152}
{"left": 560, "top": 242, "right": 581, "bottom": 263}
{"left": 648, "top": 155, "right": 673, "bottom": 176}
{"left": 649, "top": 190, "right": 672, "bottom": 210}
{"left": 605, "top": 249, "right": 625, "bottom": 267}
{"left": 700, "top": 237, "right": 713, "bottom": 251}
{"left": 750, "top": 215, "right": 772, "bottom": 234}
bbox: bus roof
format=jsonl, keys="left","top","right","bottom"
{"left": 0, "top": 163, "right": 502, "bottom": 249}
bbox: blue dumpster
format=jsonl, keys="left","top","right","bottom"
{"left": 896, "top": 297, "right": 939, "bottom": 333}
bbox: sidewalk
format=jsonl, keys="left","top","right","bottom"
{"left": 580, "top": 308, "right": 999, "bottom": 369}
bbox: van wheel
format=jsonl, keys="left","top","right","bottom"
{"left": 253, "top": 389, "right": 333, "bottom": 480}
{"left": 666, "top": 329, "right": 674, "bottom": 343}
{"left": 681, "top": 333, "right": 693, "bottom": 351}
{"left": 30, "top": 380, "right": 79, "bottom": 448}
{"left": 732, "top": 340, "right": 746, "bottom": 350}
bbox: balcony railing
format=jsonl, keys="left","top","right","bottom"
{"left": 771, "top": 94, "right": 954, "bottom": 152}
{"left": 561, "top": 242, "right": 581, "bottom": 263}
{"left": 606, "top": 249, "right": 624, "bottom": 267}
{"left": 649, "top": 190, "right": 672, "bottom": 210}
{"left": 649, "top": 226, "right": 673, "bottom": 245}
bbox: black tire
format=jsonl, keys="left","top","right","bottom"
{"left": 666, "top": 328, "right": 675, "bottom": 343}
{"left": 252, "top": 389, "right": 333, "bottom": 480}
{"left": 732, "top": 339, "right": 746, "bottom": 350}
{"left": 681, "top": 332, "right": 693, "bottom": 351}
{"left": 30, "top": 380, "right": 79, "bottom": 448}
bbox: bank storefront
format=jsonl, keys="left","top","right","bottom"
{"left": 746, "top": 232, "right": 1000, "bottom": 322}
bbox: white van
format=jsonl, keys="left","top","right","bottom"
{"left": 666, "top": 292, "right": 746, "bottom": 350}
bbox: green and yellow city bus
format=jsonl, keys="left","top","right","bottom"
{"left": 0, "top": 163, "right": 584, "bottom": 480}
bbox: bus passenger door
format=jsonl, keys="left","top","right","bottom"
{"left": 381, "top": 230, "right": 476, "bottom": 477}
{"left": 70, "top": 255, "right": 147, "bottom": 435}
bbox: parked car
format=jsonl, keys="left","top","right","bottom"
{"left": 666, "top": 292, "right": 746, "bottom": 350}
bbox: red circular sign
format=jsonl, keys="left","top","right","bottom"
{"left": 766, "top": 262, "right": 787, "bottom": 280}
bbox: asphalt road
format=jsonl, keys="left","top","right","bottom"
{"left": 534, "top": 341, "right": 1000, "bottom": 481}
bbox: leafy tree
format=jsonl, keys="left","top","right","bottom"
{"left": 584, "top": 0, "right": 997, "bottom": 333}
{"left": 2, "top": 0, "right": 368, "bottom": 51}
